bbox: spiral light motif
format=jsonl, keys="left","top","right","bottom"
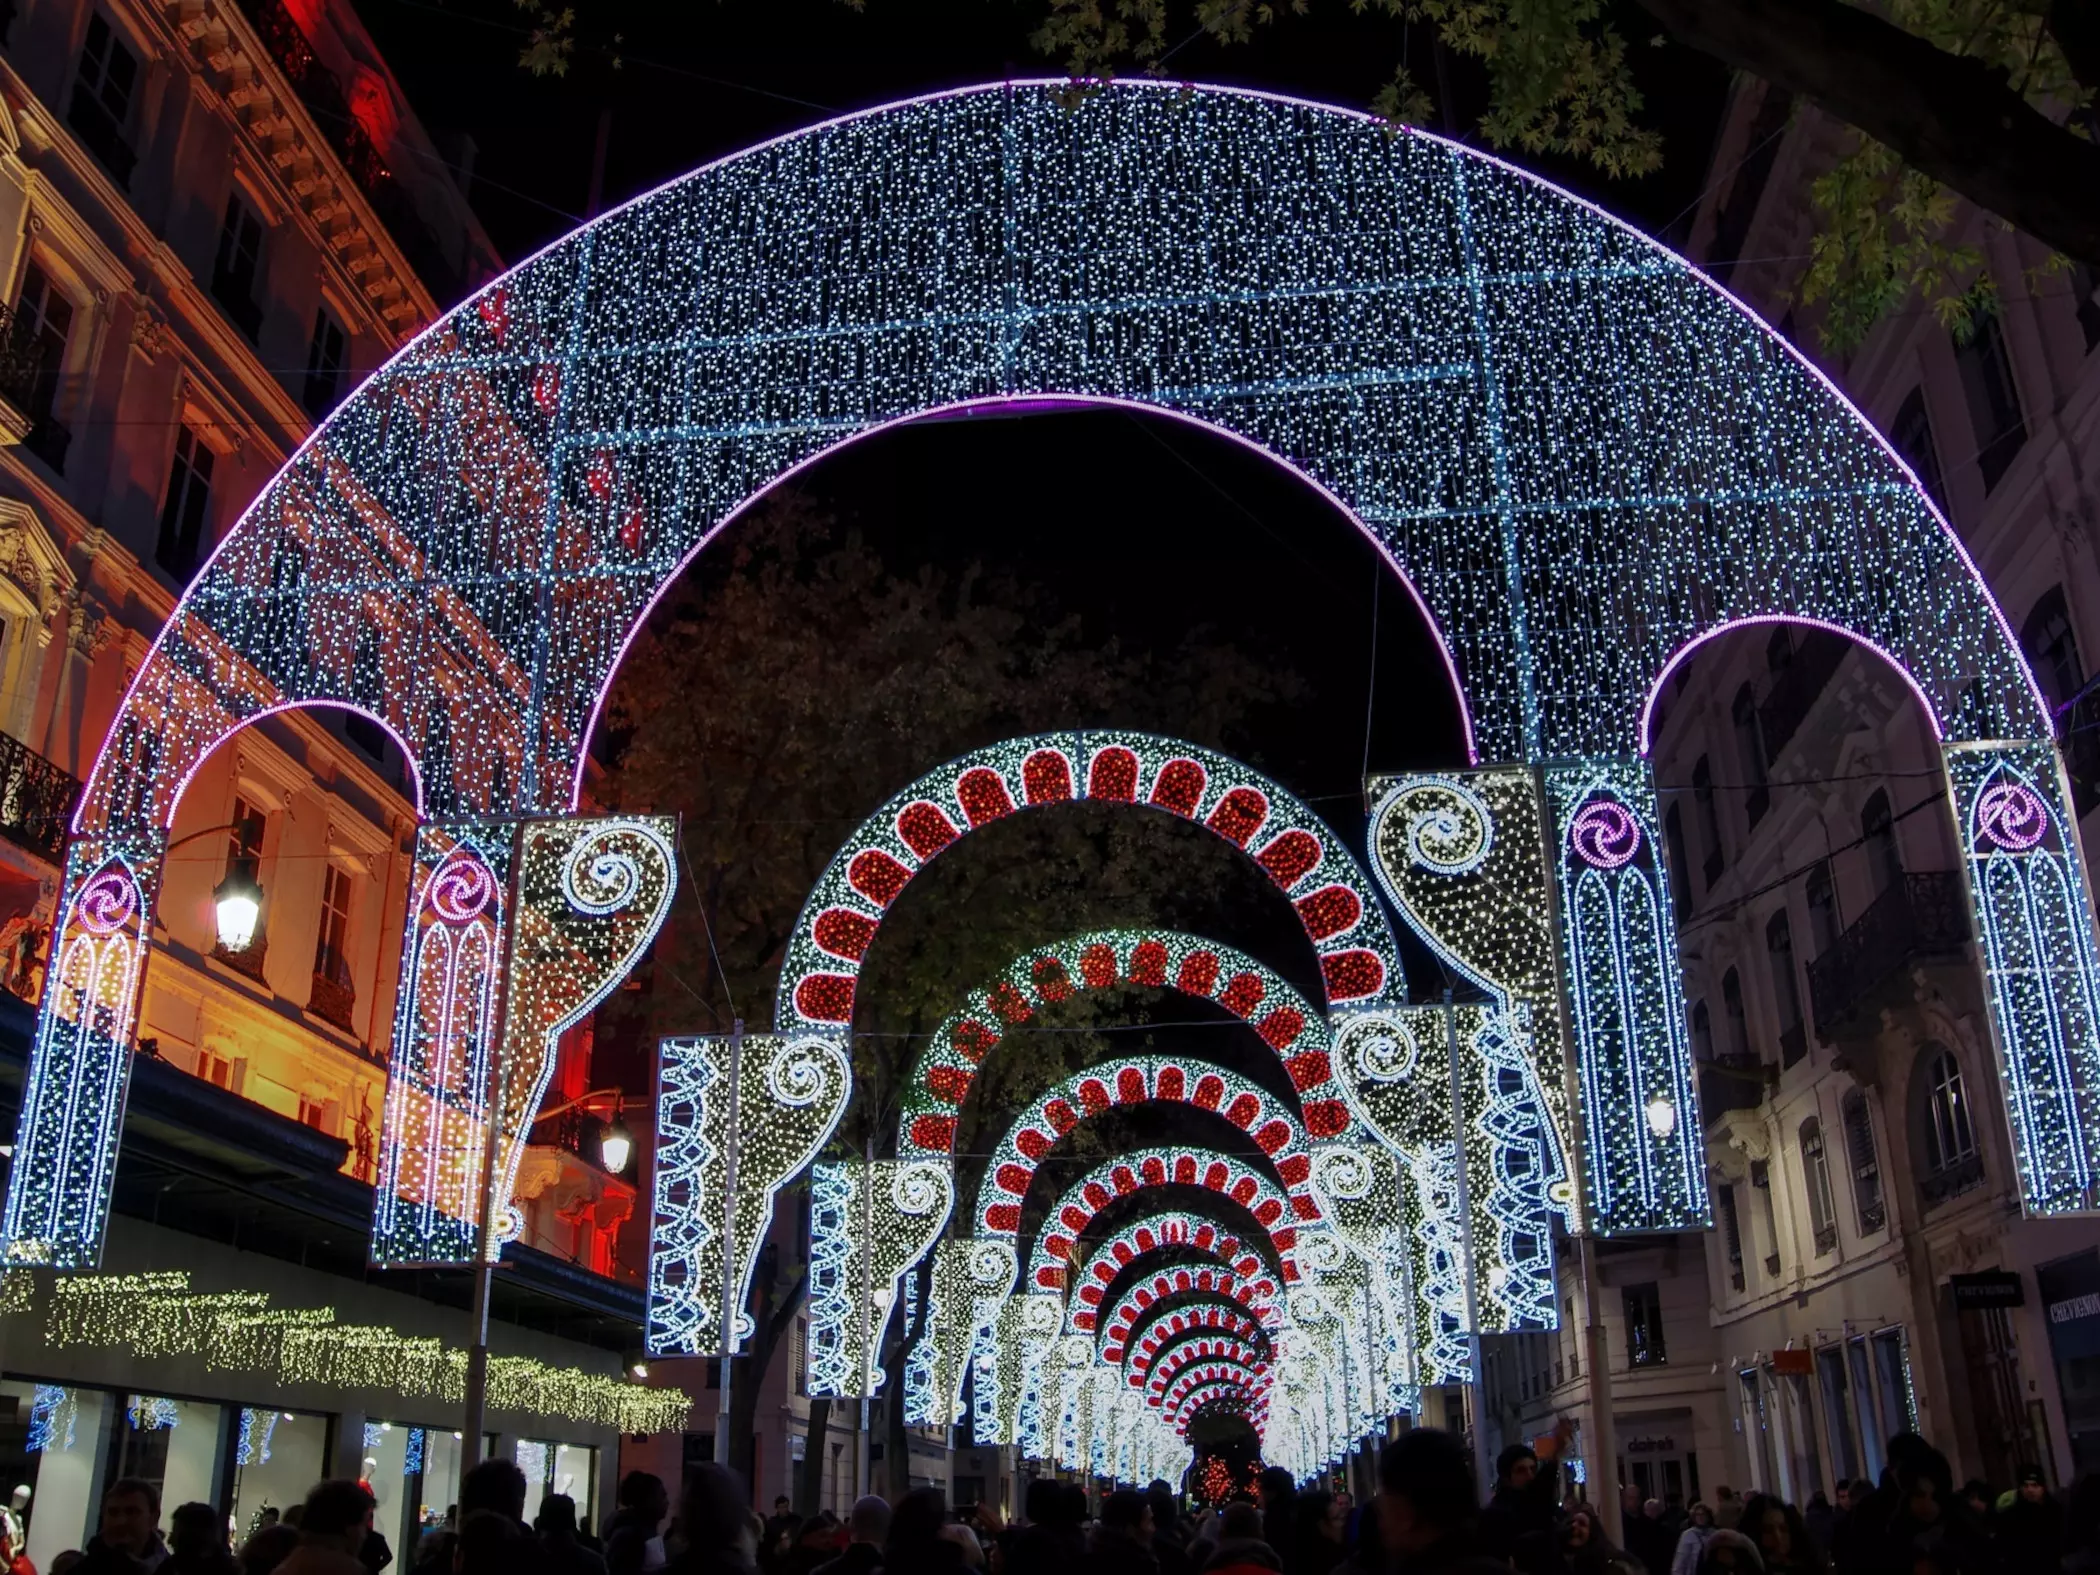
{"left": 1310, "top": 1146, "right": 1373, "bottom": 1201}
{"left": 1570, "top": 799, "right": 1642, "bottom": 869}
{"left": 75, "top": 869, "right": 139, "bottom": 937}
{"left": 1022, "top": 1296, "right": 1062, "bottom": 1334}
{"left": 1977, "top": 782, "right": 2049, "bottom": 851}
{"left": 770, "top": 1037, "right": 848, "bottom": 1107}
{"left": 562, "top": 822, "right": 671, "bottom": 916}
{"left": 969, "top": 1239, "right": 1016, "bottom": 1285}
{"left": 892, "top": 1162, "right": 950, "bottom": 1215}
{"left": 1399, "top": 782, "right": 1494, "bottom": 875}
{"left": 1342, "top": 1014, "right": 1418, "bottom": 1083}
{"left": 428, "top": 854, "right": 496, "bottom": 924}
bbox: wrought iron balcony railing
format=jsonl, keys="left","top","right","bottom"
{"left": 1698, "top": 1051, "right": 1773, "bottom": 1125}
{"left": 1806, "top": 872, "right": 1970, "bottom": 1036}
{"left": 0, "top": 730, "right": 81, "bottom": 862}
{"left": 1920, "top": 1151, "right": 1986, "bottom": 1208}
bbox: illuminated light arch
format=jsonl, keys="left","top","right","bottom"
{"left": 1094, "top": 1266, "right": 1276, "bottom": 1358}
{"left": 781, "top": 733, "right": 1404, "bottom": 1035}
{"left": 899, "top": 929, "right": 1343, "bottom": 1161}
{"left": 162, "top": 700, "right": 431, "bottom": 824}
{"left": 977, "top": 1056, "right": 1322, "bottom": 1241}
{"left": 18, "top": 78, "right": 2090, "bottom": 1266}
{"left": 1022, "top": 1148, "right": 1306, "bottom": 1289}
{"left": 1115, "top": 1290, "right": 1276, "bottom": 1369}
{"left": 1168, "top": 1369, "right": 1271, "bottom": 1428}
{"left": 1145, "top": 1333, "right": 1269, "bottom": 1397}
{"left": 1067, "top": 1211, "right": 1279, "bottom": 1330}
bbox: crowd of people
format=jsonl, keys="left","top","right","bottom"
{"left": 12, "top": 1426, "right": 2095, "bottom": 1575}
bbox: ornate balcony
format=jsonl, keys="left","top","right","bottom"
{"left": 0, "top": 730, "right": 81, "bottom": 863}
{"left": 309, "top": 945, "right": 355, "bottom": 1033}
{"left": 1806, "top": 872, "right": 1970, "bottom": 1037}
{"left": 1699, "top": 1052, "right": 1774, "bottom": 1126}
{"left": 1920, "top": 1152, "right": 1986, "bottom": 1208}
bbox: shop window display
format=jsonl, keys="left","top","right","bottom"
{"left": 232, "top": 1411, "right": 326, "bottom": 1540}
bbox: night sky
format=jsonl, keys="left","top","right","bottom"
{"left": 352, "top": 0, "right": 1733, "bottom": 806}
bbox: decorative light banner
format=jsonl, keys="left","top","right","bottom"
{"left": 781, "top": 732, "right": 1405, "bottom": 1035}
{"left": 371, "top": 815, "right": 678, "bottom": 1266}
{"left": 906, "top": 1235, "right": 1014, "bottom": 1427}
{"left": 1947, "top": 743, "right": 2100, "bottom": 1214}
{"left": 1303, "top": 1143, "right": 1422, "bottom": 1413}
{"left": 3, "top": 849, "right": 153, "bottom": 1267}
{"left": 898, "top": 927, "right": 1343, "bottom": 1163}
{"left": 806, "top": 1160, "right": 955, "bottom": 1398}
{"left": 647, "top": 1034, "right": 851, "bottom": 1355}
{"left": 1543, "top": 761, "right": 1706, "bottom": 1230}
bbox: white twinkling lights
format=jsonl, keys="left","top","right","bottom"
{"left": 805, "top": 1160, "right": 954, "bottom": 1399}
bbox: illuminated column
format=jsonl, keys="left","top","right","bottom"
{"left": 1946, "top": 742, "right": 2100, "bottom": 1214}
{"left": 805, "top": 1159, "right": 954, "bottom": 1398}
{"left": 646, "top": 1033, "right": 851, "bottom": 1354}
{"left": 2, "top": 840, "right": 161, "bottom": 1267}
{"left": 1540, "top": 761, "right": 1707, "bottom": 1232}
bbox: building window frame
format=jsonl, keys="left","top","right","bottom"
{"left": 1801, "top": 1115, "right": 1838, "bottom": 1255}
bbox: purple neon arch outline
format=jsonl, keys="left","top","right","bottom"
{"left": 1636, "top": 613, "right": 1950, "bottom": 758}
{"left": 159, "top": 699, "right": 429, "bottom": 832}
{"left": 77, "top": 77, "right": 2049, "bottom": 838}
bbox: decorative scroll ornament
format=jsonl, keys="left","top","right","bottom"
{"left": 648, "top": 1034, "right": 851, "bottom": 1355}
{"left": 806, "top": 1160, "right": 955, "bottom": 1398}
{"left": 907, "top": 1235, "right": 1017, "bottom": 1426}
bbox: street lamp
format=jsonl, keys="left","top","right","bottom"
{"left": 599, "top": 1103, "right": 633, "bottom": 1175}
{"left": 212, "top": 868, "right": 263, "bottom": 953}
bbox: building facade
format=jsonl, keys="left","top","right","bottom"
{"left": 1486, "top": 79, "right": 2100, "bottom": 1505}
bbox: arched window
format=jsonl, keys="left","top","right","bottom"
{"left": 1766, "top": 627, "right": 1795, "bottom": 675}
{"left": 1722, "top": 967, "right": 1749, "bottom": 1062}
{"left": 1915, "top": 1044, "right": 1983, "bottom": 1204}
{"left": 1841, "top": 1089, "right": 1885, "bottom": 1233}
{"left": 2023, "top": 586, "right": 2100, "bottom": 815}
{"left": 1805, "top": 860, "right": 1840, "bottom": 957}
{"left": 1715, "top": 1181, "right": 1745, "bottom": 1292}
{"left": 1695, "top": 756, "right": 1724, "bottom": 885}
{"left": 1691, "top": 1001, "right": 1714, "bottom": 1063}
{"left": 1801, "top": 1116, "right": 1837, "bottom": 1254}
{"left": 1768, "top": 908, "right": 1804, "bottom": 1062}
{"left": 1734, "top": 684, "right": 1770, "bottom": 827}
{"left": 1861, "top": 790, "right": 1902, "bottom": 895}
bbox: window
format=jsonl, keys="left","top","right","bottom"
{"left": 213, "top": 194, "right": 266, "bottom": 339}
{"left": 2022, "top": 587, "right": 2100, "bottom": 814}
{"left": 304, "top": 308, "right": 346, "bottom": 420}
{"left": 225, "top": 796, "right": 263, "bottom": 885}
{"left": 313, "top": 864, "right": 353, "bottom": 985}
{"left": 13, "top": 263, "right": 74, "bottom": 471}
{"left": 1801, "top": 1117, "right": 1837, "bottom": 1253}
{"left": 1691, "top": 1000, "right": 1714, "bottom": 1063}
{"left": 69, "top": 14, "right": 138, "bottom": 185}
{"left": 1805, "top": 861, "right": 1840, "bottom": 957}
{"left": 1768, "top": 909, "right": 1804, "bottom": 1058}
{"left": 1819, "top": 1346, "right": 1862, "bottom": 1485}
{"left": 296, "top": 1093, "right": 332, "bottom": 1133}
{"left": 1861, "top": 790, "right": 1902, "bottom": 895}
{"left": 1954, "top": 312, "right": 2026, "bottom": 491}
{"left": 1722, "top": 967, "right": 1749, "bottom": 1060}
{"left": 197, "top": 1048, "right": 234, "bottom": 1090}
{"left": 1694, "top": 755, "right": 1723, "bottom": 885}
{"left": 1922, "top": 1047, "right": 1978, "bottom": 1174}
{"left": 157, "top": 427, "right": 214, "bottom": 580}
{"left": 1841, "top": 1089, "right": 1885, "bottom": 1233}
{"left": 1766, "top": 626, "right": 1795, "bottom": 676}
{"left": 1890, "top": 387, "right": 1945, "bottom": 511}
{"left": 1733, "top": 684, "right": 1770, "bottom": 827}
{"left": 1716, "top": 1182, "right": 1746, "bottom": 1291}
{"left": 1751, "top": 1158, "right": 1782, "bottom": 1277}
{"left": 1664, "top": 803, "right": 1692, "bottom": 918}
{"left": 1624, "top": 1281, "right": 1666, "bottom": 1367}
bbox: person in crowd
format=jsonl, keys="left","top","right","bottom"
{"left": 1090, "top": 1491, "right": 1157, "bottom": 1575}
{"left": 1477, "top": 1442, "right": 1559, "bottom": 1575}
{"left": 1738, "top": 1496, "right": 1827, "bottom": 1575}
{"left": 165, "top": 1504, "right": 237, "bottom": 1575}
{"left": 998, "top": 1480, "right": 1081, "bottom": 1575}
{"left": 272, "top": 1482, "right": 375, "bottom": 1575}
{"left": 1287, "top": 1493, "right": 1344, "bottom": 1575}
{"left": 239, "top": 1528, "right": 300, "bottom": 1575}
{"left": 1800, "top": 1494, "right": 1832, "bottom": 1560}
{"left": 536, "top": 1497, "right": 606, "bottom": 1575}
{"left": 1881, "top": 1454, "right": 1997, "bottom": 1575}
{"left": 876, "top": 1490, "right": 964, "bottom": 1575}
{"left": 1257, "top": 1473, "right": 1295, "bottom": 1567}
{"left": 47, "top": 1556, "right": 84, "bottom": 1575}
{"left": 1995, "top": 1464, "right": 2062, "bottom": 1571}
{"left": 776, "top": 1517, "right": 835, "bottom": 1575}
{"left": 1372, "top": 1428, "right": 1502, "bottom": 1573}
{"left": 605, "top": 1476, "right": 670, "bottom": 1575}
{"left": 1671, "top": 1502, "right": 1718, "bottom": 1575}
{"left": 811, "top": 1500, "right": 885, "bottom": 1575}
{"left": 1195, "top": 1505, "right": 1279, "bottom": 1575}
{"left": 1710, "top": 1490, "right": 1744, "bottom": 1534}
{"left": 2062, "top": 1471, "right": 2100, "bottom": 1573}
{"left": 1694, "top": 1530, "right": 1763, "bottom": 1574}
{"left": 757, "top": 1506, "right": 794, "bottom": 1575}
{"left": 1557, "top": 1507, "right": 1641, "bottom": 1575}
{"left": 456, "top": 1516, "right": 523, "bottom": 1575}
{"left": 1145, "top": 1485, "right": 1190, "bottom": 1575}
{"left": 79, "top": 1479, "right": 169, "bottom": 1575}
{"left": 664, "top": 1466, "right": 754, "bottom": 1575}
{"left": 1626, "top": 1497, "right": 1675, "bottom": 1575}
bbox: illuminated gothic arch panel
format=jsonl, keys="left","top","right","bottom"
{"left": 18, "top": 78, "right": 2092, "bottom": 1266}
{"left": 899, "top": 928, "right": 1341, "bottom": 1161}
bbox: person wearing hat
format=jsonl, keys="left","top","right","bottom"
{"left": 1992, "top": 1465, "right": 2062, "bottom": 1570}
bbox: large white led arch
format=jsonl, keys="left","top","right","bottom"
{"left": 11, "top": 79, "right": 2090, "bottom": 1269}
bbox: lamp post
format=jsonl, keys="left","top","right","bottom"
{"left": 461, "top": 1084, "right": 635, "bottom": 1474}
{"left": 158, "top": 818, "right": 268, "bottom": 953}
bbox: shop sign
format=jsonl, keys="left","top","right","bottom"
{"left": 1770, "top": 1349, "right": 1813, "bottom": 1376}
{"left": 1625, "top": 1436, "right": 1676, "bottom": 1454}
{"left": 1951, "top": 1271, "right": 2025, "bottom": 1310}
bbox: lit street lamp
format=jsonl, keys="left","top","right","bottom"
{"left": 212, "top": 867, "right": 263, "bottom": 953}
